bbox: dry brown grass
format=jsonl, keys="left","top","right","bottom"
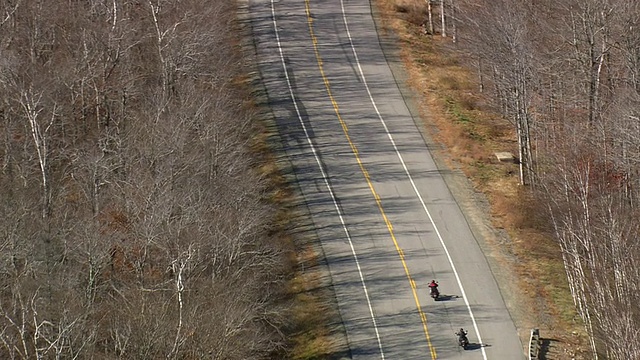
{"left": 373, "top": 0, "right": 590, "bottom": 357}
{"left": 287, "top": 245, "right": 341, "bottom": 360}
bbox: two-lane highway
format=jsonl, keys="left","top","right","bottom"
{"left": 247, "top": 0, "right": 525, "bottom": 358}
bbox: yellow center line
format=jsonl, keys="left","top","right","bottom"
{"left": 304, "top": 1, "right": 437, "bottom": 358}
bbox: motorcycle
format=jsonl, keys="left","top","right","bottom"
{"left": 456, "top": 329, "right": 469, "bottom": 350}
{"left": 429, "top": 286, "right": 440, "bottom": 300}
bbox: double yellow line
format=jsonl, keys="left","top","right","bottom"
{"left": 304, "top": 1, "right": 436, "bottom": 358}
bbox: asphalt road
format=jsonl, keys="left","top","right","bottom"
{"left": 247, "top": 0, "right": 525, "bottom": 358}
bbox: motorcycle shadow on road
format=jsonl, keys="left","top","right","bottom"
{"left": 464, "top": 342, "right": 490, "bottom": 351}
{"left": 433, "top": 294, "right": 461, "bottom": 302}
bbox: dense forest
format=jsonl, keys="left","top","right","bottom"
{"left": 0, "top": 0, "right": 287, "bottom": 359}
{"left": 443, "top": 0, "right": 640, "bottom": 358}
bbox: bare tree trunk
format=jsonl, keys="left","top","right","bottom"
{"left": 168, "top": 247, "right": 192, "bottom": 358}
{"left": 451, "top": 0, "right": 457, "bottom": 43}
{"left": 477, "top": 58, "right": 484, "bottom": 92}
{"left": 440, "top": 0, "right": 446, "bottom": 37}
{"left": 426, "top": 0, "right": 434, "bottom": 34}
{"left": 21, "top": 92, "right": 55, "bottom": 220}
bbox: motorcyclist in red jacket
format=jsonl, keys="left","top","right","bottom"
{"left": 428, "top": 280, "right": 439, "bottom": 297}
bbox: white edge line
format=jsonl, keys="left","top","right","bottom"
{"left": 269, "top": 1, "right": 386, "bottom": 359}
{"left": 338, "top": 1, "right": 488, "bottom": 359}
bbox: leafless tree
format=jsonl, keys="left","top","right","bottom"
{"left": 457, "top": 0, "right": 640, "bottom": 357}
{"left": 0, "top": 0, "right": 288, "bottom": 358}
{"left": 458, "top": 0, "right": 537, "bottom": 185}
